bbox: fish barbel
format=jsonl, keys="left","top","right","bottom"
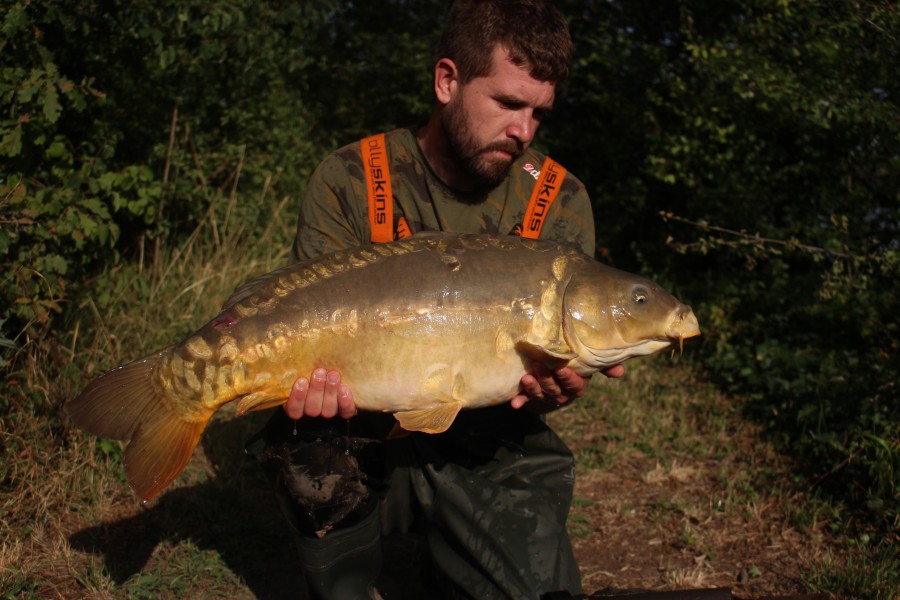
{"left": 66, "top": 233, "right": 700, "bottom": 502}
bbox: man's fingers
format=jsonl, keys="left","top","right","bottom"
{"left": 302, "top": 368, "right": 328, "bottom": 417}
{"left": 284, "top": 376, "right": 309, "bottom": 420}
{"left": 535, "top": 376, "right": 562, "bottom": 398}
{"left": 602, "top": 364, "right": 625, "bottom": 378}
{"left": 531, "top": 363, "right": 562, "bottom": 398}
{"left": 510, "top": 394, "right": 528, "bottom": 410}
{"left": 553, "top": 367, "right": 589, "bottom": 400}
{"left": 284, "top": 368, "right": 356, "bottom": 420}
{"left": 519, "top": 373, "right": 542, "bottom": 398}
{"left": 337, "top": 384, "right": 357, "bottom": 419}
{"left": 318, "top": 370, "right": 342, "bottom": 418}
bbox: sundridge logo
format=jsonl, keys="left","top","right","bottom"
{"left": 523, "top": 162, "right": 540, "bottom": 180}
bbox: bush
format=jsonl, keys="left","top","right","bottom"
{"left": 1, "top": 0, "right": 331, "bottom": 354}
{"left": 552, "top": 0, "right": 899, "bottom": 534}
{"left": 666, "top": 216, "right": 898, "bottom": 533}
{"left": 2, "top": 0, "right": 896, "bottom": 541}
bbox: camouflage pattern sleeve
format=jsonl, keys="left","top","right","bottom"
{"left": 541, "top": 170, "right": 596, "bottom": 258}
{"left": 293, "top": 150, "right": 370, "bottom": 261}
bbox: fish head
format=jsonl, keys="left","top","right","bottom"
{"left": 562, "top": 264, "right": 701, "bottom": 373}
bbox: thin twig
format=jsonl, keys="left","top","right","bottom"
{"left": 222, "top": 145, "right": 245, "bottom": 241}
{"left": 660, "top": 211, "right": 851, "bottom": 260}
{"left": 155, "top": 105, "right": 179, "bottom": 269}
{"left": 162, "top": 105, "right": 179, "bottom": 189}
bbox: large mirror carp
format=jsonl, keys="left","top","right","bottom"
{"left": 67, "top": 233, "right": 700, "bottom": 502}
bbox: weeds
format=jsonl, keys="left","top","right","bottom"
{"left": 2, "top": 196, "right": 896, "bottom": 598}
{"left": 3, "top": 242, "right": 897, "bottom": 597}
{"left": 1, "top": 178, "right": 294, "bottom": 597}
{"left": 549, "top": 359, "right": 898, "bottom": 598}
{"left": 806, "top": 539, "right": 899, "bottom": 600}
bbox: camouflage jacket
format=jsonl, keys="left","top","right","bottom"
{"left": 294, "top": 127, "right": 595, "bottom": 260}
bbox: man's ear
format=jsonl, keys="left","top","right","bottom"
{"left": 434, "top": 57, "right": 459, "bottom": 105}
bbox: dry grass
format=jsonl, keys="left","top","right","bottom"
{"left": 546, "top": 360, "right": 898, "bottom": 599}
{"left": 2, "top": 192, "right": 896, "bottom": 598}
{"left": 1, "top": 189, "right": 295, "bottom": 598}
{"left": 548, "top": 362, "right": 846, "bottom": 597}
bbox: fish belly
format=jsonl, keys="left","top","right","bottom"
{"left": 207, "top": 235, "right": 574, "bottom": 416}
{"left": 232, "top": 302, "right": 536, "bottom": 415}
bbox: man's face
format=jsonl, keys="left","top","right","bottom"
{"left": 442, "top": 46, "right": 557, "bottom": 187}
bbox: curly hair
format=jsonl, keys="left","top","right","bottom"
{"left": 433, "top": 0, "right": 573, "bottom": 83}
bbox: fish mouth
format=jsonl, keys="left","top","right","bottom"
{"left": 579, "top": 338, "right": 674, "bottom": 371}
{"left": 666, "top": 308, "right": 701, "bottom": 353}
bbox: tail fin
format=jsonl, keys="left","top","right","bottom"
{"left": 66, "top": 351, "right": 209, "bottom": 503}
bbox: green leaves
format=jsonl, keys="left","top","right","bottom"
{"left": 0, "top": 0, "right": 328, "bottom": 342}
{"left": 1, "top": 0, "right": 895, "bottom": 540}
{"left": 551, "top": 0, "right": 899, "bottom": 536}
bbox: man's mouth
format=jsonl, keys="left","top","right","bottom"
{"left": 482, "top": 144, "right": 522, "bottom": 162}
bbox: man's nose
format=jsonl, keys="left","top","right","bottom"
{"left": 507, "top": 110, "right": 537, "bottom": 145}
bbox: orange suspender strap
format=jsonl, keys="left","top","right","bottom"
{"left": 520, "top": 156, "right": 566, "bottom": 239}
{"left": 361, "top": 133, "right": 394, "bottom": 243}
{"left": 361, "top": 133, "right": 411, "bottom": 243}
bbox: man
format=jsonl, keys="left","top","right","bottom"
{"left": 258, "top": 1, "right": 623, "bottom": 598}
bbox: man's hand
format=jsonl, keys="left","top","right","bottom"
{"left": 283, "top": 368, "right": 357, "bottom": 420}
{"left": 510, "top": 364, "right": 625, "bottom": 413}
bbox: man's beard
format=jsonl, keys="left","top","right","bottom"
{"left": 443, "top": 98, "right": 524, "bottom": 187}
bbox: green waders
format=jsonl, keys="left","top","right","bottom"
{"left": 253, "top": 405, "right": 582, "bottom": 600}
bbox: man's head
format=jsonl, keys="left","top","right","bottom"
{"left": 434, "top": 0, "right": 573, "bottom": 85}
{"left": 425, "top": 1, "right": 573, "bottom": 190}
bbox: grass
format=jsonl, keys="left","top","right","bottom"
{"left": 548, "top": 359, "right": 899, "bottom": 599}
{"left": 807, "top": 540, "right": 899, "bottom": 599}
{"left": 1, "top": 188, "right": 297, "bottom": 599}
{"left": 1, "top": 191, "right": 898, "bottom": 599}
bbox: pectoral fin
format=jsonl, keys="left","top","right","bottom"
{"left": 393, "top": 402, "right": 464, "bottom": 435}
{"left": 516, "top": 340, "right": 577, "bottom": 368}
{"left": 236, "top": 391, "right": 288, "bottom": 415}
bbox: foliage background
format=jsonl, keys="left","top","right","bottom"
{"left": 2, "top": 0, "right": 897, "bottom": 563}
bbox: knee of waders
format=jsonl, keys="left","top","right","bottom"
{"left": 253, "top": 419, "right": 381, "bottom": 537}
{"left": 294, "top": 502, "right": 383, "bottom": 600}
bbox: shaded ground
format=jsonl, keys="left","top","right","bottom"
{"left": 52, "top": 448, "right": 818, "bottom": 600}
{"left": 567, "top": 453, "right": 814, "bottom": 598}
{"left": 19, "top": 368, "right": 841, "bottom": 599}
{"left": 548, "top": 372, "right": 829, "bottom": 599}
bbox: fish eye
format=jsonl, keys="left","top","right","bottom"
{"left": 633, "top": 286, "right": 649, "bottom": 304}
